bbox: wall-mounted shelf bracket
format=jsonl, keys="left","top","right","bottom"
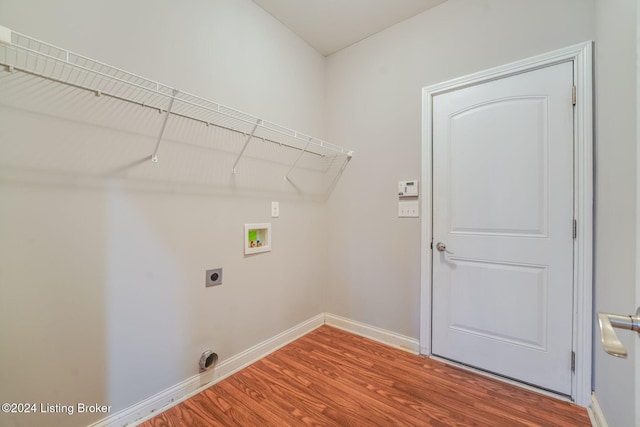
{"left": 231, "top": 120, "right": 261, "bottom": 174}
{"left": 151, "top": 88, "right": 179, "bottom": 163}
{"left": 284, "top": 138, "right": 312, "bottom": 181}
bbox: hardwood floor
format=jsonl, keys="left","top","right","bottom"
{"left": 140, "top": 326, "right": 591, "bottom": 426}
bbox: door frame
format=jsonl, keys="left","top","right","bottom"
{"left": 636, "top": 1, "right": 640, "bottom": 421}
{"left": 420, "top": 42, "right": 593, "bottom": 407}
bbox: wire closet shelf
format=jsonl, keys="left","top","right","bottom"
{"left": 0, "top": 26, "right": 353, "bottom": 175}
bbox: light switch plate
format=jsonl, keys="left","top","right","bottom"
{"left": 271, "top": 201, "right": 279, "bottom": 218}
{"left": 399, "top": 200, "right": 419, "bottom": 218}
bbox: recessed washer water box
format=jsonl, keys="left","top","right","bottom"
{"left": 245, "top": 223, "right": 271, "bottom": 255}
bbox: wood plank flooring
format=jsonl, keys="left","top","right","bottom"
{"left": 140, "top": 326, "right": 591, "bottom": 426}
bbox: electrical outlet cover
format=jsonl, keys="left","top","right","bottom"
{"left": 205, "top": 268, "right": 223, "bottom": 287}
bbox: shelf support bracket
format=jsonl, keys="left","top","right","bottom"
{"left": 231, "top": 120, "right": 261, "bottom": 174}
{"left": 284, "top": 138, "right": 312, "bottom": 181}
{"left": 151, "top": 89, "right": 179, "bottom": 163}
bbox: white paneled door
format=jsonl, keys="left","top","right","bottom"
{"left": 431, "top": 61, "right": 575, "bottom": 395}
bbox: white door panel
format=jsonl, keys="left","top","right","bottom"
{"left": 449, "top": 97, "right": 549, "bottom": 237}
{"left": 432, "top": 61, "right": 574, "bottom": 395}
{"left": 448, "top": 259, "right": 548, "bottom": 349}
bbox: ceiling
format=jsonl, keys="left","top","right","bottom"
{"left": 252, "top": 0, "right": 447, "bottom": 56}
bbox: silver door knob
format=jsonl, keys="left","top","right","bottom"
{"left": 597, "top": 307, "right": 640, "bottom": 358}
{"left": 435, "top": 242, "right": 453, "bottom": 254}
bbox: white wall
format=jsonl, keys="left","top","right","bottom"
{"left": 637, "top": 4, "right": 640, "bottom": 426}
{"left": 2, "top": 0, "right": 637, "bottom": 425}
{"left": 325, "top": 0, "right": 639, "bottom": 423}
{"left": 0, "top": 0, "right": 326, "bottom": 137}
{"left": 0, "top": 1, "right": 329, "bottom": 426}
{"left": 637, "top": 2, "right": 640, "bottom": 423}
{"left": 594, "top": 1, "right": 637, "bottom": 426}
{"left": 325, "top": 0, "right": 595, "bottom": 337}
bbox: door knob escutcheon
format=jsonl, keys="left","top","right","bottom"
{"left": 435, "top": 242, "right": 453, "bottom": 254}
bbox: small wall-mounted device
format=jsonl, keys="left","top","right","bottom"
{"left": 398, "top": 180, "right": 419, "bottom": 197}
{"left": 398, "top": 180, "right": 419, "bottom": 218}
{"left": 199, "top": 350, "right": 218, "bottom": 372}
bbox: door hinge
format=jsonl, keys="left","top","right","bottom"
{"left": 430, "top": 240, "right": 433, "bottom": 250}
{"left": 573, "top": 219, "right": 577, "bottom": 239}
{"left": 571, "top": 351, "right": 576, "bottom": 372}
{"left": 572, "top": 85, "right": 577, "bottom": 105}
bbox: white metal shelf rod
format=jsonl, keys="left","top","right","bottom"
{"left": 179, "top": 90, "right": 341, "bottom": 154}
{"left": 231, "top": 120, "right": 261, "bottom": 174}
{"left": 7, "top": 48, "right": 258, "bottom": 135}
{"left": 7, "top": 44, "right": 339, "bottom": 156}
{"left": 4, "top": 53, "right": 339, "bottom": 160}
{"left": 2, "top": 27, "right": 353, "bottom": 159}
{"left": 17, "top": 39, "right": 164, "bottom": 97}
{"left": 285, "top": 138, "right": 312, "bottom": 181}
{"left": 325, "top": 154, "right": 352, "bottom": 194}
{"left": 13, "top": 30, "right": 168, "bottom": 93}
{"left": 4, "top": 59, "right": 328, "bottom": 162}
{"left": 7, "top": 46, "right": 168, "bottom": 100}
{"left": 151, "top": 89, "right": 179, "bottom": 163}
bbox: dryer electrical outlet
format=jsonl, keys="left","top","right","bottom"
{"left": 206, "top": 268, "right": 223, "bottom": 287}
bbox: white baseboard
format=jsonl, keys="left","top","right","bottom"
{"left": 324, "top": 313, "right": 420, "bottom": 354}
{"left": 89, "top": 313, "right": 325, "bottom": 427}
{"left": 588, "top": 393, "right": 609, "bottom": 427}
{"left": 92, "top": 311, "right": 603, "bottom": 427}
{"left": 90, "top": 313, "right": 420, "bottom": 426}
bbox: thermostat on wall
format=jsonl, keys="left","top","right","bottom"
{"left": 398, "top": 180, "right": 419, "bottom": 197}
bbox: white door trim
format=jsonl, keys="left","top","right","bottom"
{"left": 420, "top": 42, "right": 593, "bottom": 407}
{"left": 636, "top": 1, "right": 640, "bottom": 422}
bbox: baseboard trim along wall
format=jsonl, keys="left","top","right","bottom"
{"left": 587, "top": 393, "right": 609, "bottom": 427}
{"left": 324, "top": 313, "right": 420, "bottom": 354}
{"left": 91, "top": 313, "right": 419, "bottom": 426}
{"left": 90, "top": 313, "right": 326, "bottom": 427}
